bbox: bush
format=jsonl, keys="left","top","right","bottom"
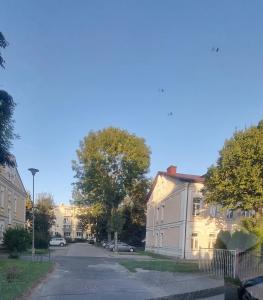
{"left": 214, "top": 230, "right": 259, "bottom": 251}
{"left": 3, "top": 227, "right": 31, "bottom": 253}
{"left": 9, "top": 248, "right": 20, "bottom": 259}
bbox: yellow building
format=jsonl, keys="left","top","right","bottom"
{"left": 0, "top": 159, "right": 27, "bottom": 243}
{"left": 146, "top": 165, "right": 240, "bottom": 259}
{"left": 51, "top": 204, "right": 92, "bottom": 240}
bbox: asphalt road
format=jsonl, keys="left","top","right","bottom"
{"left": 29, "top": 243, "right": 224, "bottom": 300}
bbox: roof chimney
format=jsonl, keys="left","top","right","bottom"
{"left": 167, "top": 165, "right": 177, "bottom": 176}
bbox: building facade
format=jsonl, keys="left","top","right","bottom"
{"left": 0, "top": 161, "right": 27, "bottom": 243}
{"left": 145, "top": 165, "right": 240, "bottom": 259}
{"left": 51, "top": 204, "right": 92, "bottom": 240}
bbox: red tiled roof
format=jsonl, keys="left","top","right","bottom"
{"left": 158, "top": 171, "right": 205, "bottom": 183}
{"left": 146, "top": 170, "right": 205, "bottom": 201}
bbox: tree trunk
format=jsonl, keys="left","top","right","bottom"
{"left": 114, "top": 231, "right": 118, "bottom": 253}
{"left": 108, "top": 231, "right": 111, "bottom": 242}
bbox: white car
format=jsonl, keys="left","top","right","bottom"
{"left": 49, "top": 237, "right": 66, "bottom": 247}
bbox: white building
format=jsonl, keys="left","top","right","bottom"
{"left": 51, "top": 204, "right": 92, "bottom": 240}
{"left": 145, "top": 165, "right": 239, "bottom": 259}
{"left": 0, "top": 160, "right": 27, "bottom": 243}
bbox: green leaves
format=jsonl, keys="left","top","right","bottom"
{"left": 0, "top": 90, "right": 17, "bottom": 166}
{"left": 203, "top": 121, "right": 263, "bottom": 211}
{"left": 72, "top": 127, "right": 151, "bottom": 238}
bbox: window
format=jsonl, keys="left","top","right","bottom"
{"left": 77, "top": 232, "right": 82, "bottom": 237}
{"left": 209, "top": 205, "right": 217, "bottom": 217}
{"left": 0, "top": 222, "right": 4, "bottom": 240}
{"left": 0, "top": 186, "right": 4, "bottom": 207}
{"left": 241, "top": 210, "right": 255, "bottom": 218}
{"left": 161, "top": 205, "right": 164, "bottom": 222}
{"left": 155, "top": 232, "right": 159, "bottom": 247}
{"left": 156, "top": 207, "right": 159, "bottom": 223}
{"left": 193, "top": 198, "right": 201, "bottom": 216}
{"left": 14, "top": 196, "right": 17, "bottom": 213}
{"left": 64, "top": 232, "right": 71, "bottom": 237}
{"left": 208, "top": 233, "right": 216, "bottom": 249}
{"left": 8, "top": 208, "right": 11, "bottom": 224}
{"left": 160, "top": 232, "right": 164, "bottom": 247}
{"left": 226, "top": 209, "right": 234, "bottom": 219}
{"left": 191, "top": 233, "right": 199, "bottom": 250}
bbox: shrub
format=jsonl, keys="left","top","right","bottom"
{"left": 9, "top": 248, "right": 20, "bottom": 259}
{"left": 3, "top": 227, "right": 31, "bottom": 253}
{"left": 214, "top": 230, "right": 231, "bottom": 249}
{"left": 214, "top": 230, "right": 259, "bottom": 251}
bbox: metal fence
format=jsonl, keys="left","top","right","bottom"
{"left": 198, "top": 248, "right": 263, "bottom": 280}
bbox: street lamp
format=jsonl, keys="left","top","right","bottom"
{"left": 28, "top": 168, "right": 39, "bottom": 260}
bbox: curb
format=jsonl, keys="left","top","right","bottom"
{"left": 147, "top": 286, "right": 224, "bottom": 300}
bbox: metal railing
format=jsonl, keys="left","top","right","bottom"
{"left": 199, "top": 248, "right": 263, "bottom": 280}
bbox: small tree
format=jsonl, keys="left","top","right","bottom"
{"left": 3, "top": 227, "right": 31, "bottom": 253}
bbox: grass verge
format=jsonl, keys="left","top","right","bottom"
{"left": 0, "top": 258, "right": 53, "bottom": 300}
{"left": 136, "top": 250, "right": 171, "bottom": 259}
{"left": 22, "top": 248, "right": 50, "bottom": 255}
{"left": 119, "top": 259, "right": 199, "bottom": 273}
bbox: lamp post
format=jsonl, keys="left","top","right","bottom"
{"left": 28, "top": 168, "right": 39, "bottom": 260}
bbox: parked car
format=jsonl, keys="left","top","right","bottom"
{"left": 101, "top": 240, "right": 107, "bottom": 247}
{"left": 87, "top": 238, "right": 95, "bottom": 244}
{"left": 49, "top": 237, "right": 67, "bottom": 247}
{"left": 111, "top": 242, "right": 136, "bottom": 252}
{"left": 238, "top": 276, "right": 263, "bottom": 299}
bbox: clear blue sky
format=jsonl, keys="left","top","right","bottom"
{"left": 1, "top": 1, "right": 263, "bottom": 204}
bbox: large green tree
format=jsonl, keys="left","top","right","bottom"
{"left": 203, "top": 120, "right": 263, "bottom": 212}
{"left": 0, "top": 32, "right": 17, "bottom": 166}
{"left": 72, "top": 127, "right": 151, "bottom": 241}
{"left": 0, "top": 32, "right": 8, "bottom": 68}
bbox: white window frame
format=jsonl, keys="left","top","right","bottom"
{"left": 208, "top": 233, "right": 216, "bottom": 249}
{"left": 14, "top": 196, "right": 17, "bottom": 213}
{"left": 160, "top": 232, "right": 164, "bottom": 248}
{"left": 0, "top": 186, "right": 5, "bottom": 208}
{"left": 161, "top": 204, "right": 164, "bottom": 222}
{"left": 226, "top": 209, "right": 234, "bottom": 219}
{"left": 8, "top": 208, "right": 11, "bottom": 225}
{"left": 191, "top": 233, "right": 199, "bottom": 250}
{"left": 0, "top": 222, "right": 5, "bottom": 241}
{"left": 241, "top": 210, "right": 255, "bottom": 218}
{"left": 192, "top": 198, "right": 201, "bottom": 216}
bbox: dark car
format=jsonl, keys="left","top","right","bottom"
{"left": 111, "top": 242, "right": 136, "bottom": 252}
{"left": 238, "top": 276, "right": 263, "bottom": 300}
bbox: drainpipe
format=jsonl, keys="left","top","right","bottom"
{"left": 183, "top": 182, "right": 191, "bottom": 260}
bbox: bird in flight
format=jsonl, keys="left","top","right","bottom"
{"left": 158, "top": 88, "right": 165, "bottom": 93}
{"left": 211, "top": 47, "right": 219, "bottom": 52}
{"left": 168, "top": 112, "right": 174, "bottom": 117}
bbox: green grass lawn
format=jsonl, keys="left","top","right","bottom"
{"left": 22, "top": 248, "right": 50, "bottom": 255}
{"left": 0, "top": 258, "right": 53, "bottom": 300}
{"left": 136, "top": 250, "right": 171, "bottom": 259}
{"left": 119, "top": 259, "right": 199, "bottom": 273}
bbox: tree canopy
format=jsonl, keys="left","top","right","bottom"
{"left": 0, "top": 32, "right": 8, "bottom": 68}
{"left": 203, "top": 120, "right": 263, "bottom": 211}
{"left": 72, "top": 127, "right": 151, "bottom": 239}
{"left": 0, "top": 90, "right": 17, "bottom": 166}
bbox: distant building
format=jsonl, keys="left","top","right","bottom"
{"left": 145, "top": 165, "right": 241, "bottom": 259}
{"left": 0, "top": 158, "right": 27, "bottom": 243}
{"left": 51, "top": 204, "right": 92, "bottom": 240}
